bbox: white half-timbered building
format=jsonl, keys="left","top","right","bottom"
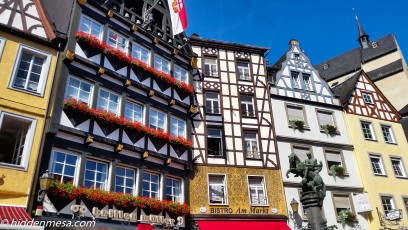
{"left": 188, "top": 35, "right": 290, "bottom": 229}
{"left": 269, "top": 39, "right": 369, "bottom": 229}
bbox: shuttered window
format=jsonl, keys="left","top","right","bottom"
{"left": 333, "top": 194, "right": 352, "bottom": 215}
{"left": 325, "top": 150, "right": 343, "bottom": 168}
{"left": 318, "top": 111, "right": 334, "bottom": 126}
{"left": 287, "top": 105, "right": 304, "bottom": 121}
{"left": 293, "top": 146, "right": 310, "bottom": 162}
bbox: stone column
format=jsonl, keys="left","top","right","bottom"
{"left": 301, "top": 191, "right": 327, "bottom": 230}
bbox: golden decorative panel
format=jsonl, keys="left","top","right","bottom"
{"left": 189, "top": 166, "right": 287, "bottom": 216}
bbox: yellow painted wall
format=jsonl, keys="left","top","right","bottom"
{"left": 189, "top": 166, "right": 288, "bottom": 216}
{"left": 0, "top": 31, "right": 57, "bottom": 207}
{"left": 346, "top": 114, "right": 408, "bottom": 230}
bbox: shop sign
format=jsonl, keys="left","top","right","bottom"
{"left": 355, "top": 193, "right": 371, "bottom": 213}
{"left": 386, "top": 209, "right": 402, "bottom": 221}
{"left": 209, "top": 207, "right": 270, "bottom": 214}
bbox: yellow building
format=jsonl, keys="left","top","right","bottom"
{"left": 333, "top": 70, "right": 408, "bottom": 229}
{"left": 0, "top": 0, "right": 58, "bottom": 216}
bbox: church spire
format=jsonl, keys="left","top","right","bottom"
{"left": 355, "top": 16, "right": 370, "bottom": 49}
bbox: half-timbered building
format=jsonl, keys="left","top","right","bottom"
{"left": 189, "top": 35, "right": 290, "bottom": 229}
{"left": 35, "top": 0, "right": 195, "bottom": 228}
{"left": 0, "top": 0, "right": 60, "bottom": 222}
{"left": 333, "top": 70, "right": 408, "bottom": 230}
{"left": 269, "top": 39, "right": 369, "bottom": 229}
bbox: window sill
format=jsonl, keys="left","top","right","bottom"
{"left": 209, "top": 203, "right": 229, "bottom": 206}
{"left": 8, "top": 86, "right": 44, "bottom": 98}
{"left": 385, "top": 142, "right": 398, "bottom": 145}
{"left": 319, "top": 130, "right": 340, "bottom": 135}
{"left": 364, "top": 138, "right": 378, "bottom": 142}
{"left": 250, "top": 204, "right": 269, "bottom": 207}
{"left": 246, "top": 157, "right": 262, "bottom": 161}
{"left": 238, "top": 79, "right": 253, "bottom": 83}
{"left": 208, "top": 154, "right": 225, "bottom": 158}
{"left": 242, "top": 115, "right": 257, "bottom": 118}
{"left": 204, "top": 75, "right": 219, "bottom": 79}
{"left": 374, "top": 173, "right": 388, "bottom": 177}
{"left": 395, "top": 176, "right": 408, "bottom": 180}
{"left": 288, "top": 125, "right": 311, "bottom": 131}
{"left": 0, "top": 163, "right": 28, "bottom": 172}
{"left": 205, "top": 112, "right": 222, "bottom": 116}
{"left": 328, "top": 172, "right": 349, "bottom": 177}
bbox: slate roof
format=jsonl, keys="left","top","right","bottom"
{"left": 315, "top": 34, "right": 399, "bottom": 81}
{"left": 399, "top": 104, "right": 408, "bottom": 117}
{"left": 367, "top": 59, "right": 404, "bottom": 81}
{"left": 40, "top": 0, "right": 75, "bottom": 36}
{"left": 189, "top": 36, "right": 269, "bottom": 54}
{"left": 331, "top": 71, "right": 361, "bottom": 104}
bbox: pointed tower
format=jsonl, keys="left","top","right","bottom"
{"left": 356, "top": 16, "right": 370, "bottom": 49}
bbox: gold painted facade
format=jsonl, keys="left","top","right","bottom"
{"left": 0, "top": 31, "right": 57, "bottom": 207}
{"left": 190, "top": 166, "right": 288, "bottom": 216}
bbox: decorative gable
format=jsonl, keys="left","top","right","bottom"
{"left": 346, "top": 72, "right": 400, "bottom": 122}
{"left": 0, "top": 0, "right": 55, "bottom": 40}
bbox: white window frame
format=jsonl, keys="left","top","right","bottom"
{"left": 170, "top": 116, "right": 186, "bottom": 138}
{"left": 142, "top": 171, "right": 160, "bottom": 199}
{"left": 244, "top": 131, "right": 259, "bottom": 159}
{"left": 97, "top": 88, "right": 121, "bottom": 116}
{"left": 79, "top": 15, "right": 103, "bottom": 40}
{"left": 107, "top": 29, "right": 128, "bottom": 53}
{"left": 154, "top": 55, "right": 170, "bottom": 74}
{"left": 115, "top": 165, "right": 136, "bottom": 195}
{"left": 207, "top": 129, "right": 223, "bottom": 156}
{"left": 237, "top": 62, "right": 251, "bottom": 81}
{"left": 0, "top": 37, "right": 6, "bottom": 60}
{"left": 247, "top": 175, "right": 268, "bottom": 206}
{"left": 370, "top": 154, "right": 386, "bottom": 176}
{"left": 208, "top": 174, "right": 228, "bottom": 205}
{"left": 49, "top": 149, "right": 80, "bottom": 185}
{"left": 149, "top": 108, "right": 167, "bottom": 131}
{"left": 381, "top": 124, "right": 396, "bottom": 144}
{"left": 64, "top": 76, "right": 94, "bottom": 106}
{"left": 361, "top": 121, "right": 376, "bottom": 140}
{"left": 0, "top": 112, "right": 36, "bottom": 170}
{"left": 174, "top": 65, "right": 188, "bottom": 83}
{"left": 381, "top": 196, "right": 396, "bottom": 215}
{"left": 124, "top": 100, "right": 144, "bottom": 124}
{"left": 166, "top": 176, "right": 182, "bottom": 203}
{"left": 324, "top": 149, "right": 345, "bottom": 173}
{"left": 291, "top": 72, "right": 300, "bottom": 89}
{"left": 241, "top": 95, "right": 255, "bottom": 117}
{"left": 9, "top": 45, "right": 52, "bottom": 96}
{"left": 132, "top": 43, "right": 150, "bottom": 65}
{"left": 333, "top": 194, "right": 353, "bottom": 218}
{"left": 205, "top": 92, "right": 220, "bottom": 114}
{"left": 84, "top": 159, "right": 109, "bottom": 190}
{"left": 362, "top": 93, "right": 374, "bottom": 104}
{"left": 204, "top": 57, "right": 218, "bottom": 77}
{"left": 390, "top": 157, "right": 406, "bottom": 178}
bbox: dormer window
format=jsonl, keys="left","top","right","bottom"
{"left": 362, "top": 93, "right": 374, "bottom": 104}
{"left": 294, "top": 53, "right": 300, "bottom": 59}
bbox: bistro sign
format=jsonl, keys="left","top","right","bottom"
{"left": 385, "top": 209, "right": 402, "bottom": 221}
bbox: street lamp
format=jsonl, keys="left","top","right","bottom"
{"left": 37, "top": 170, "right": 53, "bottom": 202}
{"left": 289, "top": 198, "right": 302, "bottom": 229}
{"left": 290, "top": 198, "right": 299, "bottom": 213}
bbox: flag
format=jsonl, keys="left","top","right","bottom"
{"left": 168, "top": 0, "right": 187, "bottom": 35}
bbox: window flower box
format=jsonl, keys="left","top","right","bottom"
{"left": 338, "top": 210, "right": 356, "bottom": 224}
{"left": 74, "top": 31, "right": 107, "bottom": 57}
{"left": 321, "top": 124, "right": 338, "bottom": 135}
{"left": 289, "top": 119, "right": 305, "bottom": 130}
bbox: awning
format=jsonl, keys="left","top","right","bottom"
{"left": 138, "top": 224, "right": 153, "bottom": 230}
{"left": 0, "top": 205, "right": 32, "bottom": 223}
{"left": 197, "top": 221, "right": 291, "bottom": 230}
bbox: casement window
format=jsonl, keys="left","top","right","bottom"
{"left": 325, "top": 150, "right": 344, "bottom": 169}
{"left": 84, "top": 160, "right": 108, "bottom": 190}
{"left": 362, "top": 93, "right": 374, "bottom": 104}
{"left": 390, "top": 157, "right": 406, "bottom": 177}
{"left": 170, "top": 117, "right": 186, "bottom": 138}
{"left": 317, "top": 110, "right": 335, "bottom": 127}
{"left": 97, "top": 88, "right": 121, "bottom": 115}
{"left": 240, "top": 95, "right": 255, "bottom": 117}
{"left": 204, "top": 58, "right": 218, "bottom": 77}
{"left": 207, "top": 129, "right": 223, "bottom": 156}
{"left": 65, "top": 76, "right": 93, "bottom": 105}
{"left": 287, "top": 105, "right": 306, "bottom": 125}
{"left": 79, "top": 15, "right": 103, "bottom": 39}
{"left": 361, "top": 121, "right": 375, "bottom": 140}
{"left": 10, "top": 45, "right": 51, "bottom": 95}
{"left": 154, "top": 55, "right": 170, "bottom": 74}
{"left": 208, "top": 174, "right": 227, "bottom": 204}
{"left": 381, "top": 196, "right": 396, "bottom": 215}
{"left": 0, "top": 112, "right": 35, "bottom": 169}
{"left": 333, "top": 194, "right": 352, "bottom": 216}
{"left": 174, "top": 65, "right": 188, "bottom": 83}
{"left": 205, "top": 92, "right": 220, "bottom": 114}
{"left": 244, "top": 132, "right": 259, "bottom": 159}
{"left": 49, "top": 150, "right": 79, "bottom": 183}
{"left": 149, "top": 108, "right": 166, "bottom": 131}
{"left": 115, "top": 166, "right": 135, "bottom": 194}
{"left": 0, "top": 37, "right": 6, "bottom": 59}
{"left": 166, "top": 177, "right": 181, "bottom": 202}
{"left": 124, "top": 101, "right": 143, "bottom": 123}
{"left": 303, "top": 74, "right": 312, "bottom": 91}
{"left": 107, "top": 30, "right": 128, "bottom": 53}
{"left": 248, "top": 176, "right": 267, "bottom": 205}
{"left": 370, "top": 154, "right": 386, "bottom": 176}
{"left": 142, "top": 172, "right": 160, "bottom": 199}
{"left": 132, "top": 43, "right": 150, "bottom": 65}
{"left": 292, "top": 146, "right": 311, "bottom": 162}
{"left": 381, "top": 125, "right": 396, "bottom": 144}
{"left": 291, "top": 72, "right": 300, "bottom": 89}
{"left": 237, "top": 62, "right": 250, "bottom": 81}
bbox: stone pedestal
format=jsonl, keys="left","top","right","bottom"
{"left": 301, "top": 191, "right": 327, "bottom": 230}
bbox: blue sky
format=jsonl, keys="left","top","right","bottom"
{"left": 184, "top": 0, "right": 408, "bottom": 65}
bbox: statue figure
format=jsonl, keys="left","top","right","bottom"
{"left": 286, "top": 152, "right": 326, "bottom": 202}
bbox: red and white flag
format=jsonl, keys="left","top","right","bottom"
{"left": 168, "top": 0, "right": 187, "bottom": 35}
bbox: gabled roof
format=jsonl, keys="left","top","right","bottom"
{"left": 315, "top": 34, "right": 399, "bottom": 81}
{"left": 40, "top": 0, "right": 75, "bottom": 37}
{"left": 0, "top": 0, "right": 56, "bottom": 41}
{"left": 331, "top": 71, "right": 360, "bottom": 105}
{"left": 367, "top": 59, "right": 404, "bottom": 81}
{"left": 189, "top": 36, "right": 269, "bottom": 54}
